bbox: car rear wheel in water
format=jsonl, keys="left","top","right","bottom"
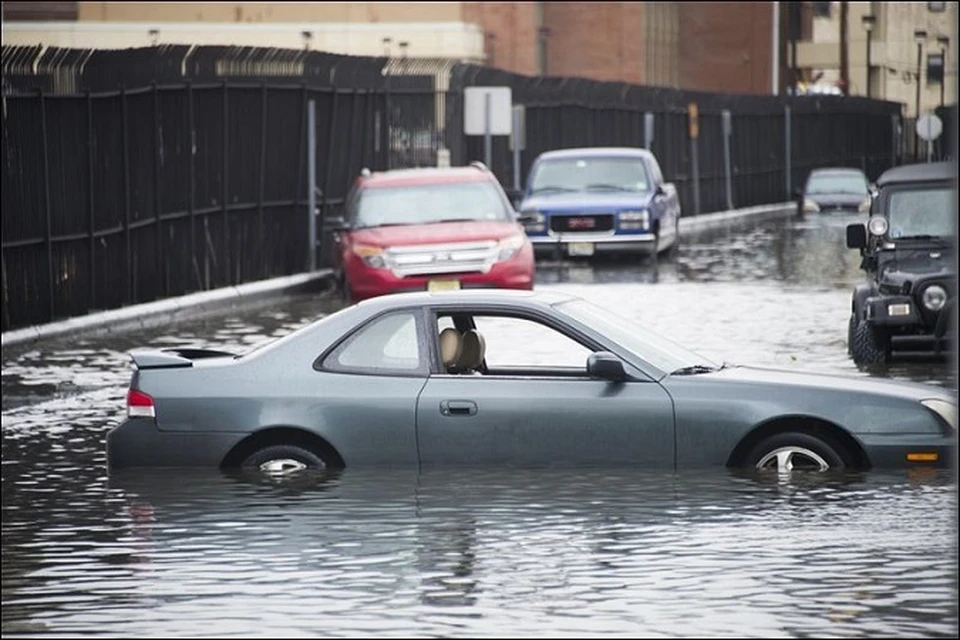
{"left": 851, "top": 319, "right": 889, "bottom": 365}
{"left": 241, "top": 445, "right": 326, "bottom": 474}
{"left": 745, "top": 432, "right": 847, "bottom": 472}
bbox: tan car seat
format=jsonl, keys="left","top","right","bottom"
{"left": 457, "top": 329, "right": 486, "bottom": 374}
{"left": 439, "top": 327, "right": 463, "bottom": 372}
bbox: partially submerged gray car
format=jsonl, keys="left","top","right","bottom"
{"left": 107, "top": 290, "right": 957, "bottom": 473}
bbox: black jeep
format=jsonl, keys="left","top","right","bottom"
{"left": 845, "top": 161, "right": 956, "bottom": 364}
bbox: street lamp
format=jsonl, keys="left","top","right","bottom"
{"left": 914, "top": 29, "right": 928, "bottom": 159}
{"left": 862, "top": 14, "right": 875, "bottom": 98}
{"left": 937, "top": 34, "right": 949, "bottom": 108}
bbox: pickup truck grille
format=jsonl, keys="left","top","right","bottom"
{"left": 550, "top": 214, "right": 615, "bottom": 233}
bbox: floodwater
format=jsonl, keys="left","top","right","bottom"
{"left": 2, "top": 211, "right": 957, "bottom": 637}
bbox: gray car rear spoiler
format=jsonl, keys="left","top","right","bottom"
{"left": 129, "top": 348, "right": 237, "bottom": 369}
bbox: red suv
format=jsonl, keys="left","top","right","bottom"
{"left": 330, "top": 163, "right": 535, "bottom": 302}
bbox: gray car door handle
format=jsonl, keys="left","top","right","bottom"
{"left": 440, "top": 400, "right": 477, "bottom": 416}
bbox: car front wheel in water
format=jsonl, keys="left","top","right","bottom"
{"left": 745, "top": 432, "right": 848, "bottom": 472}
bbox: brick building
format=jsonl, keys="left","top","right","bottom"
{"left": 3, "top": 1, "right": 778, "bottom": 95}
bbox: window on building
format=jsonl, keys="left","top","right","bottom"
{"left": 928, "top": 1, "right": 946, "bottom": 13}
{"left": 812, "top": 2, "right": 832, "bottom": 18}
{"left": 927, "top": 53, "right": 945, "bottom": 84}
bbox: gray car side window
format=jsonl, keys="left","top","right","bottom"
{"left": 322, "top": 311, "right": 427, "bottom": 376}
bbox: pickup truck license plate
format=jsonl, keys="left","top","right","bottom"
{"left": 568, "top": 242, "right": 595, "bottom": 256}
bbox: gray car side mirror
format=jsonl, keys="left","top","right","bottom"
{"left": 587, "top": 351, "right": 628, "bottom": 382}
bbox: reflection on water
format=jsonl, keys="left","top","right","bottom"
{"left": 2, "top": 209, "right": 956, "bottom": 637}
{"left": 2, "top": 464, "right": 957, "bottom": 637}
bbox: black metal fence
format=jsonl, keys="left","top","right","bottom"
{"left": 1, "top": 45, "right": 920, "bottom": 332}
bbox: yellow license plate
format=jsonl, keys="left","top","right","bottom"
{"left": 428, "top": 279, "right": 461, "bottom": 292}
{"left": 568, "top": 242, "right": 595, "bottom": 256}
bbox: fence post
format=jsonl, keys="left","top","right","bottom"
{"left": 785, "top": 104, "right": 792, "bottom": 199}
{"left": 222, "top": 80, "right": 230, "bottom": 286}
{"left": 121, "top": 86, "right": 133, "bottom": 304}
{"left": 86, "top": 91, "right": 96, "bottom": 310}
{"left": 258, "top": 81, "right": 267, "bottom": 280}
{"left": 307, "top": 98, "right": 317, "bottom": 272}
{"left": 358, "top": 89, "right": 370, "bottom": 170}
{"left": 688, "top": 102, "right": 701, "bottom": 216}
{"left": 153, "top": 82, "right": 166, "bottom": 298}
{"left": 320, "top": 90, "right": 340, "bottom": 267}
{"left": 294, "top": 83, "right": 307, "bottom": 259}
{"left": 40, "top": 89, "right": 54, "bottom": 321}
{"left": 722, "top": 109, "right": 734, "bottom": 211}
{"left": 891, "top": 114, "right": 899, "bottom": 167}
{"left": 187, "top": 81, "right": 201, "bottom": 291}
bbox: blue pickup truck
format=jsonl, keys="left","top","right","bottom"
{"left": 517, "top": 147, "right": 681, "bottom": 259}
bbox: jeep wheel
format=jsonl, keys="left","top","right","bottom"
{"left": 851, "top": 319, "right": 889, "bottom": 365}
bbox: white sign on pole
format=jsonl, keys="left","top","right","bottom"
{"left": 916, "top": 113, "right": 943, "bottom": 141}
{"left": 464, "top": 86, "right": 512, "bottom": 135}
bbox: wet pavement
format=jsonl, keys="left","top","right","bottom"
{"left": 2, "top": 211, "right": 957, "bottom": 637}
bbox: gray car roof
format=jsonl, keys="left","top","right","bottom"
{"left": 354, "top": 289, "right": 579, "bottom": 312}
{"left": 875, "top": 161, "right": 957, "bottom": 187}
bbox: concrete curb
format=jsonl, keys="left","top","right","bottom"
{"left": 679, "top": 201, "right": 794, "bottom": 233}
{"left": 2, "top": 270, "right": 334, "bottom": 349}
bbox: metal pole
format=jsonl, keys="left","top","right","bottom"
{"left": 40, "top": 89, "right": 54, "bottom": 321}
{"left": 153, "top": 82, "right": 165, "bottom": 297}
{"left": 258, "top": 82, "right": 267, "bottom": 279}
{"left": 512, "top": 105, "right": 521, "bottom": 194}
{"left": 188, "top": 81, "right": 200, "bottom": 290}
{"left": 644, "top": 112, "right": 654, "bottom": 149}
{"left": 121, "top": 86, "right": 133, "bottom": 304}
{"left": 689, "top": 138, "right": 701, "bottom": 216}
{"left": 321, "top": 91, "right": 339, "bottom": 265}
{"left": 222, "top": 81, "right": 230, "bottom": 286}
{"left": 722, "top": 110, "right": 733, "bottom": 210}
{"left": 916, "top": 41, "right": 923, "bottom": 159}
{"left": 891, "top": 114, "right": 899, "bottom": 167}
{"left": 484, "top": 91, "right": 492, "bottom": 169}
{"left": 941, "top": 47, "right": 946, "bottom": 108}
{"left": 785, "top": 105, "right": 792, "bottom": 198}
{"left": 307, "top": 98, "right": 317, "bottom": 272}
{"left": 86, "top": 91, "right": 96, "bottom": 309}
{"left": 866, "top": 33, "right": 872, "bottom": 98}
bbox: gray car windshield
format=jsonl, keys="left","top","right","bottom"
{"left": 555, "top": 298, "right": 717, "bottom": 375}
{"left": 355, "top": 182, "right": 509, "bottom": 228}
{"left": 530, "top": 157, "right": 650, "bottom": 194}
{"left": 805, "top": 172, "right": 869, "bottom": 195}
{"left": 887, "top": 187, "right": 954, "bottom": 239}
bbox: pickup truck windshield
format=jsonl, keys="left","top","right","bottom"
{"left": 530, "top": 157, "right": 650, "bottom": 194}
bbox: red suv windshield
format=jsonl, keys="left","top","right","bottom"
{"left": 354, "top": 181, "right": 510, "bottom": 229}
